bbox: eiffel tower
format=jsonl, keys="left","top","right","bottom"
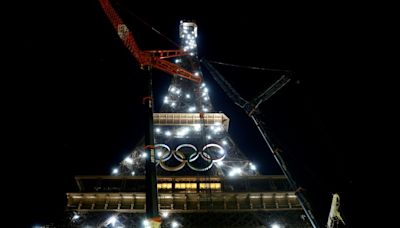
{"left": 63, "top": 3, "right": 313, "bottom": 227}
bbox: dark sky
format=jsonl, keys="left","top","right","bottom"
{"left": 12, "top": 0, "right": 361, "bottom": 227}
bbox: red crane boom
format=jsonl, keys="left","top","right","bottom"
{"left": 99, "top": 0, "right": 201, "bottom": 83}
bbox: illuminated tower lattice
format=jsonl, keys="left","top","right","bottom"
{"left": 64, "top": 20, "right": 312, "bottom": 228}
{"left": 116, "top": 20, "right": 256, "bottom": 177}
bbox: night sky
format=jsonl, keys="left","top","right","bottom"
{"left": 13, "top": 0, "right": 360, "bottom": 227}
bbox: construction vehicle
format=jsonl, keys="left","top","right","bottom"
{"left": 202, "top": 59, "right": 321, "bottom": 228}
{"left": 327, "top": 193, "right": 345, "bottom": 228}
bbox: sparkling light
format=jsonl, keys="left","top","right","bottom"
{"left": 171, "top": 220, "right": 179, "bottom": 228}
{"left": 106, "top": 216, "right": 117, "bottom": 226}
{"left": 161, "top": 211, "right": 169, "bottom": 218}
{"left": 271, "top": 224, "right": 281, "bottom": 228}
{"left": 229, "top": 167, "right": 242, "bottom": 176}
{"left": 163, "top": 96, "right": 169, "bottom": 104}
{"left": 112, "top": 168, "right": 119, "bottom": 174}
{"left": 124, "top": 157, "right": 133, "bottom": 164}
{"left": 72, "top": 214, "right": 80, "bottom": 221}
{"left": 143, "top": 219, "right": 150, "bottom": 228}
{"left": 194, "top": 124, "right": 201, "bottom": 131}
{"left": 177, "top": 127, "right": 190, "bottom": 137}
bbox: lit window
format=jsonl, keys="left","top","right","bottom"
{"left": 175, "top": 183, "right": 197, "bottom": 189}
{"left": 199, "top": 183, "right": 221, "bottom": 189}
{"left": 157, "top": 183, "right": 172, "bottom": 189}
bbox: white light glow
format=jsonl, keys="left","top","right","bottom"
{"left": 155, "top": 128, "right": 161, "bottom": 133}
{"left": 175, "top": 59, "right": 181, "bottom": 63}
{"left": 213, "top": 126, "right": 222, "bottom": 133}
{"left": 72, "top": 214, "right": 80, "bottom": 220}
{"left": 131, "top": 171, "right": 135, "bottom": 176}
{"left": 194, "top": 72, "right": 199, "bottom": 76}
{"left": 206, "top": 135, "right": 212, "bottom": 139}
{"left": 188, "top": 106, "right": 196, "bottom": 112}
{"left": 229, "top": 167, "right": 242, "bottom": 176}
{"left": 222, "top": 140, "right": 228, "bottom": 145}
{"left": 143, "top": 219, "right": 150, "bottom": 227}
{"left": 124, "top": 157, "right": 133, "bottom": 164}
{"left": 165, "top": 131, "right": 172, "bottom": 136}
{"left": 186, "top": 94, "right": 191, "bottom": 98}
{"left": 171, "top": 102, "right": 176, "bottom": 107}
{"left": 112, "top": 168, "right": 118, "bottom": 174}
{"left": 194, "top": 124, "right": 201, "bottom": 131}
{"left": 271, "top": 224, "right": 280, "bottom": 228}
{"left": 141, "top": 152, "right": 147, "bottom": 158}
{"left": 216, "top": 160, "right": 223, "bottom": 166}
{"left": 106, "top": 216, "right": 117, "bottom": 226}
{"left": 250, "top": 163, "right": 257, "bottom": 170}
{"left": 177, "top": 127, "right": 190, "bottom": 137}
{"left": 171, "top": 220, "right": 179, "bottom": 228}
{"left": 161, "top": 211, "right": 169, "bottom": 218}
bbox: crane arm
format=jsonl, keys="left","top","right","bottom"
{"left": 201, "top": 59, "right": 248, "bottom": 107}
{"left": 202, "top": 59, "right": 320, "bottom": 228}
{"left": 99, "top": 0, "right": 200, "bottom": 83}
{"left": 247, "top": 75, "right": 291, "bottom": 115}
{"left": 153, "top": 59, "right": 201, "bottom": 83}
{"left": 99, "top": 0, "right": 142, "bottom": 61}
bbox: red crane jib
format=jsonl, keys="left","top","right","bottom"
{"left": 99, "top": 0, "right": 201, "bottom": 83}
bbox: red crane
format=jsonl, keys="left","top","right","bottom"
{"left": 99, "top": 0, "right": 201, "bottom": 84}
{"left": 99, "top": 0, "right": 202, "bottom": 226}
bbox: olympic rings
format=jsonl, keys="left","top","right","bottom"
{"left": 154, "top": 143, "right": 226, "bottom": 172}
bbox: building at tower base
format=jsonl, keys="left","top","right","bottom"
{"left": 64, "top": 175, "right": 311, "bottom": 227}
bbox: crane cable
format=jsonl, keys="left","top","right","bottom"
{"left": 207, "top": 59, "right": 292, "bottom": 73}
{"left": 114, "top": 1, "right": 180, "bottom": 48}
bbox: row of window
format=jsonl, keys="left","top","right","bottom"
{"left": 157, "top": 183, "right": 221, "bottom": 190}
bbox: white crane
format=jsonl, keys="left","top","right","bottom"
{"left": 327, "top": 193, "right": 345, "bottom": 228}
